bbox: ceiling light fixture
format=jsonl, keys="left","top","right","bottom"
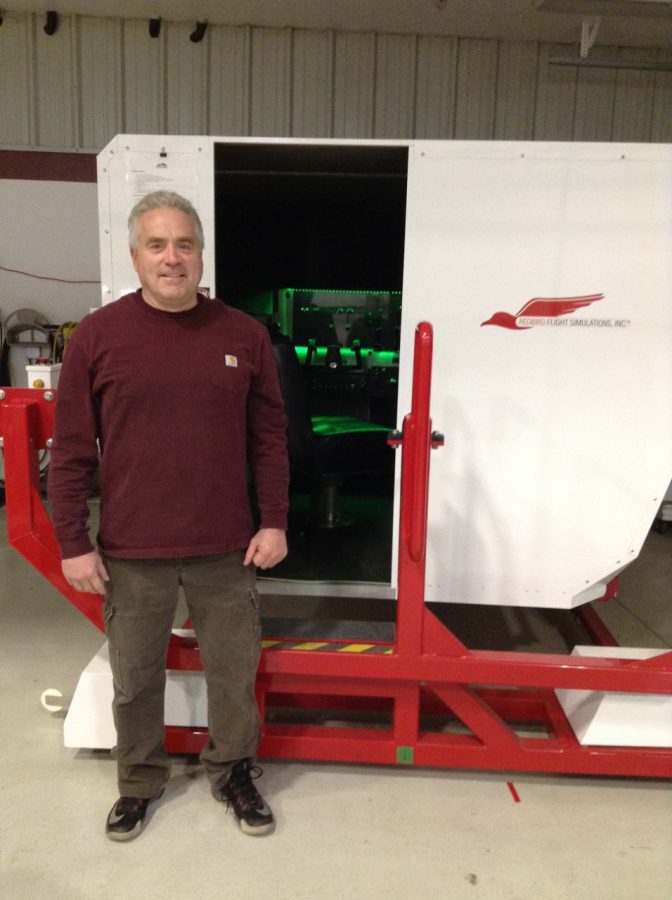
{"left": 537, "top": 0, "right": 672, "bottom": 18}
{"left": 549, "top": 54, "right": 672, "bottom": 69}
{"left": 43, "top": 10, "right": 58, "bottom": 36}
{"left": 189, "top": 21, "right": 207, "bottom": 43}
{"left": 544, "top": 2, "right": 672, "bottom": 70}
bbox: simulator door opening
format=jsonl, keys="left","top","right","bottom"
{"left": 214, "top": 142, "right": 408, "bottom": 593}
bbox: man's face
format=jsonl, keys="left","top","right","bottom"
{"left": 131, "top": 207, "right": 204, "bottom": 312}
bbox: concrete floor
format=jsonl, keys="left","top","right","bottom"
{"left": 0, "top": 507, "right": 670, "bottom": 900}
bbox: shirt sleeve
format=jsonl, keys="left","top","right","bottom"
{"left": 246, "top": 331, "right": 290, "bottom": 531}
{"left": 47, "top": 325, "right": 100, "bottom": 558}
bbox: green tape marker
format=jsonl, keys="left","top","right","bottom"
{"left": 396, "top": 746, "right": 414, "bottom": 765}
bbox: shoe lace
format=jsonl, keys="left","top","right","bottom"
{"left": 227, "top": 764, "right": 264, "bottom": 811}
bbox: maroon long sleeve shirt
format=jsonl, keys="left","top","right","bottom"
{"left": 48, "top": 291, "right": 289, "bottom": 559}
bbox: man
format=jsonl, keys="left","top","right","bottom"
{"left": 48, "top": 191, "right": 289, "bottom": 841}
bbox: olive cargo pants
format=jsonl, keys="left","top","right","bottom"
{"left": 103, "top": 552, "right": 261, "bottom": 798}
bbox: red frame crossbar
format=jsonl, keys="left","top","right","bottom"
{"left": 1, "top": 326, "right": 671, "bottom": 777}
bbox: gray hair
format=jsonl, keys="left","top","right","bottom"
{"left": 128, "top": 191, "right": 204, "bottom": 251}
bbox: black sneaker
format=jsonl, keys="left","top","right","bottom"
{"left": 105, "top": 790, "right": 164, "bottom": 842}
{"left": 214, "top": 759, "right": 275, "bottom": 836}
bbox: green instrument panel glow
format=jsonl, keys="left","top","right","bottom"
{"left": 285, "top": 288, "right": 401, "bottom": 295}
{"left": 295, "top": 346, "right": 398, "bottom": 367}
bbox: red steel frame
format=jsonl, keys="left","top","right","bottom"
{"left": 1, "top": 325, "right": 671, "bottom": 777}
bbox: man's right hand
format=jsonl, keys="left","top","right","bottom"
{"left": 61, "top": 551, "right": 110, "bottom": 595}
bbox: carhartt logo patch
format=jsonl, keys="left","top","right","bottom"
{"left": 225, "top": 355, "right": 238, "bottom": 367}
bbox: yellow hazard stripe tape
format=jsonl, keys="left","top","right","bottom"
{"left": 292, "top": 641, "right": 331, "bottom": 651}
{"left": 338, "top": 643, "right": 376, "bottom": 653}
{"left": 262, "top": 639, "right": 393, "bottom": 654}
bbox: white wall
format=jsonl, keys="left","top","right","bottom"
{"left": 0, "top": 179, "right": 101, "bottom": 384}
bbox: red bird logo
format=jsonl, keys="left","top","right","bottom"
{"left": 481, "top": 293, "right": 604, "bottom": 330}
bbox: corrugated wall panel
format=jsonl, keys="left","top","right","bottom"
{"left": 533, "top": 44, "right": 578, "bottom": 140}
{"left": 79, "top": 17, "right": 122, "bottom": 151}
{"left": 292, "top": 29, "right": 334, "bottom": 138}
{"left": 123, "top": 19, "right": 165, "bottom": 134}
{"left": 209, "top": 26, "right": 251, "bottom": 137}
{"left": 165, "top": 22, "right": 209, "bottom": 134}
{"left": 333, "top": 31, "right": 376, "bottom": 138}
{"left": 1, "top": 11, "right": 670, "bottom": 151}
{"left": 454, "top": 38, "right": 498, "bottom": 139}
{"left": 374, "top": 34, "right": 416, "bottom": 138}
{"left": 572, "top": 46, "right": 618, "bottom": 141}
{"left": 0, "top": 13, "right": 34, "bottom": 147}
{"left": 415, "top": 35, "right": 458, "bottom": 139}
{"left": 612, "top": 48, "right": 658, "bottom": 142}
{"left": 250, "top": 27, "right": 292, "bottom": 136}
{"left": 650, "top": 50, "right": 672, "bottom": 142}
{"left": 34, "top": 15, "right": 78, "bottom": 148}
{"left": 495, "top": 40, "right": 538, "bottom": 140}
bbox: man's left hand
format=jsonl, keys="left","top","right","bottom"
{"left": 243, "top": 528, "right": 288, "bottom": 569}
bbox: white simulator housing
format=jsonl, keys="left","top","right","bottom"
{"left": 98, "top": 136, "right": 672, "bottom": 610}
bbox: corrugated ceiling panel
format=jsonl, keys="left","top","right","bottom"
{"left": 165, "top": 22, "right": 209, "bottom": 134}
{"left": 454, "top": 38, "right": 497, "bottom": 139}
{"left": 250, "top": 27, "right": 291, "bottom": 136}
{"left": 333, "top": 31, "right": 375, "bottom": 138}
{"left": 573, "top": 47, "right": 618, "bottom": 141}
{"left": 209, "top": 26, "right": 251, "bottom": 137}
{"left": 292, "top": 29, "right": 334, "bottom": 138}
{"left": 34, "top": 16, "right": 78, "bottom": 147}
{"left": 651, "top": 50, "right": 672, "bottom": 142}
{"left": 123, "top": 19, "right": 165, "bottom": 134}
{"left": 495, "top": 40, "right": 538, "bottom": 140}
{"left": 415, "top": 35, "right": 458, "bottom": 139}
{"left": 533, "top": 43, "right": 577, "bottom": 140}
{"left": 374, "top": 34, "right": 416, "bottom": 138}
{"left": 79, "top": 17, "right": 122, "bottom": 151}
{"left": 0, "top": 13, "right": 34, "bottom": 147}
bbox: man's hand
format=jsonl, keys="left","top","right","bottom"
{"left": 243, "top": 528, "right": 288, "bottom": 569}
{"left": 62, "top": 550, "right": 110, "bottom": 595}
